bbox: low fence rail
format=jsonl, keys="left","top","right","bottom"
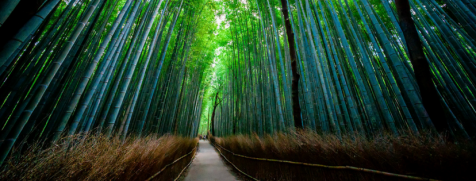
{"left": 212, "top": 142, "right": 440, "bottom": 181}
{"left": 146, "top": 143, "right": 198, "bottom": 181}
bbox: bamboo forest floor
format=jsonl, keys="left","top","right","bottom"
{"left": 183, "top": 140, "right": 240, "bottom": 181}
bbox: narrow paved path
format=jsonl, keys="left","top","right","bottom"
{"left": 184, "top": 140, "right": 239, "bottom": 181}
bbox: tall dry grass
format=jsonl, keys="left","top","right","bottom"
{"left": 211, "top": 131, "right": 476, "bottom": 181}
{"left": 1, "top": 134, "right": 198, "bottom": 181}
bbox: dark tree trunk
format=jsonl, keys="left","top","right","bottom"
{"left": 232, "top": 117, "right": 236, "bottom": 135}
{"left": 280, "top": 0, "right": 302, "bottom": 130}
{"left": 395, "top": 0, "right": 448, "bottom": 134}
{"left": 211, "top": 91, "right": 220, "bottom": 136}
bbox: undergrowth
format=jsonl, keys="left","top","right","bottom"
{"left": 0, "top": 134, "right": 198, "bottom": 181}
{"left": 211, "top": 131, "right": 476, "bottom": 181}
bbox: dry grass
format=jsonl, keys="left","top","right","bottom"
{"left": 1, "top": 134, "right": 198, "bottom": 181}
{"left": 211, "top": 131, "right": 476, "bottom": 181}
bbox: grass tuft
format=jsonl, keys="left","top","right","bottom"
{"left": 1, "top": 134, "right": 198, "bottom": 181}
{"left": 211, "top": 131, "right": 476, "bottom": 181}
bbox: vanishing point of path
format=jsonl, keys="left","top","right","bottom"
{"left": 184, "top": 140, "right": 239, "bottom": 181}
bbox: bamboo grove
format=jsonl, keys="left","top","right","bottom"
{"left": 207, "top": 0, "right": 476, "bottom": 139}
{"left": 0, "top": 0, "right": 217, "bottom": 165}
{"left": 1, "top": 0, "right": 476, "bottom": 169}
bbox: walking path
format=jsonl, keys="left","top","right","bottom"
{"left": 183, "top": 140, "right": 239, "bottom": 181}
